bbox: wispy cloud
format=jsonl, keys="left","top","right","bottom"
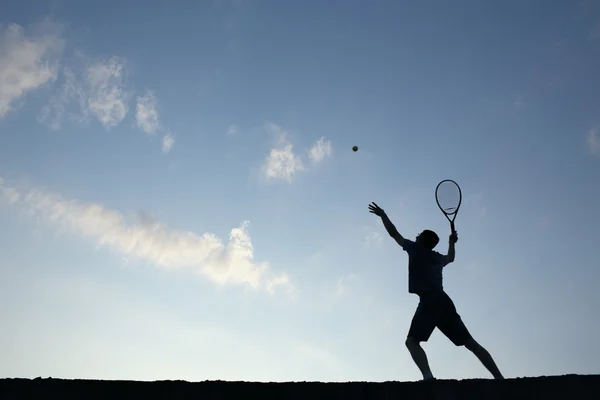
{"left": 37, "top": 54, "right": 175, "bottom": 152}
{"left": 136, "top": 90, "right": 176, "bottom": 152}
{"left": 335, "top": 273, "right": 359, "bottom": 298}
{"left": 227, "top": 124, "right": 239, "bottom": 136}
{"left": 86, "top": 56, "right": 129, "bottom": 128}
{"left": 262, "top": 122, "right": 304, "bottom": 183}
{"left": 363, "top": 230, "right": 383, "bottom": 249}
{"left": 0, "top": 176, "right": 20, "bottom": 204}
{"left": 309, "top": 137, "right": 332, "bottom": 164}
{"left": 37, "top": 68, "right": 87, "bottom": 129}
{"left": 135, "top": 90, "right": 160, "bottom": 135}
{"left": 361, "top": 221, "right": 384, "bottom": 249}
{"left": 265, "top": 121, "right": 290, "bottom": 143}
{"left": 469, "top": 192, "right": 487, "bottom": 217}
{"left": 0, "top": 178, "right": 294, "bottom": 296}
{"left": 162, "top": 133, "right": 175, "bottom": 153}
{"left": 0, "top": 22, "right": 64, "bottom": 119}
{"left": 38, "top": 56, "right": 129, "bottom": 129}
{"left": 587, "top": 127, "right": 600, "bottom": 155}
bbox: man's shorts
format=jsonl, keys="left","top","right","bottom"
{"left": 407, "top": 290, "right": 473, "bottom": 346}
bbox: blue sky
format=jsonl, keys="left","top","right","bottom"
{"left": 1, "top": 0, "right": 600, "bottom": 382}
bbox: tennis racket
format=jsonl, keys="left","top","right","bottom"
{"left": 435, "top": 179, "right": 462, "bottom": 233}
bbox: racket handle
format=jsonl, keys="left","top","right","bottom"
{"left": 450, "top": 221, "right": 456, "bottom": 233}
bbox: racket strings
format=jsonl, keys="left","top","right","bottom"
{"left": 436, "top": 181, "right": 461, "bottom": 215}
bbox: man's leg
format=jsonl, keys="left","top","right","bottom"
{"left": 464, "top": 338, "right": 504, "bottom": 379}
{"left": 436, "top": 292, "right": 504, "bottom": 380}
{"left": 405, "top": 337, "right": 434, "bottom": 380}
{"left": 406, "top": 294, "right": 439, "bottom": 381}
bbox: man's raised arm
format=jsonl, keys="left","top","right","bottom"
{"left": 445, "top": 231, "right": 458, "bottom": 264}
{"left": 368, "top": 202, "right": 404, "bottom": 246}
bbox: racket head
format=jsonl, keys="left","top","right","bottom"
{"left": 435, "top": 179, "right": 462, "bottom": 220}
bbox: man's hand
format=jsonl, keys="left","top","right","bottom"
{"left": 368, "top": 202, "right": 386, "bottom": 217}
{"left": 449, "top": 231, "right": 458, "bottom": 244}
{"left": 369, "top": 202, "right": 404, "bottom": 246}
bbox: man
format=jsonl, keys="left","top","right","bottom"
{"left": 368, "top": 201, "right": 504, "bottom": 381}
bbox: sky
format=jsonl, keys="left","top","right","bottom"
{"left": 1, "top": 0, "right": 600, "bottom": 383}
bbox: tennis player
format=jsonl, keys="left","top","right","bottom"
{"left": 368, "top": 201, "right": 504, "bottom": 381}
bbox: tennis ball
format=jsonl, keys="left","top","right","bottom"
{"left": 352, "top": 145, "right": 358, "bottom": 152}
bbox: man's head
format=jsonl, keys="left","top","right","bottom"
{"left": 416, "top": 229, "right": 439, "bottom": 250}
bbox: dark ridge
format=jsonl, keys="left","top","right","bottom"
{"left": 1, "top": 374, "right": 598, "bottom": 400}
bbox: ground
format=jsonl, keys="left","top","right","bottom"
{"left": 1, "top": 374, "right": 598, "bottom": 399}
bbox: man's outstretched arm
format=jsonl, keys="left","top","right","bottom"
{"left": 381, "top": 213, "right": 405, "bottom": 246}
{"left": 368, "top": 202, "right": 404, "bottom": 246}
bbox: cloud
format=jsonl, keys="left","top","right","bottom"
{"left": 309, "top": 137, "right": 332, "bottom": 164}
{"left": 0, "top": 22, "right": 64, "bottom": 119}
{"left": 335, "top": 273, "right": 359, "bottom": 298}
{"left": 37, "top": 55, "right": 174, "bottom": 152}
{"left": 468, "top": 192, "right": 487, "bottom": 217}
{"left": 260, "top": 122, "right": 334, "bottom": 183}
{"left": 262, "top": 122, "right": 304, "bottom": 183}
{"left": 263, "top": 144, "right": 304, "bottom": 183}
{"left": 227, "top": 124, "right": 238, "bottom": 136}
{"left": 135, "top": 90, "right": 160, "bottom": 135}
{"left": 86, "top": 56, "right": 129, "bottom": 128}
{"left": 266, "top": 274, "right": 294, "bottom": 296}
{"left": 364, "top": 230, "right": 383, "bottom": 249}
{"left": 587, "top": 127, "right": 600, "bottom": 155}
{"left": 0, "top": 179, "right": 294, "bottom": 295}
{"left": 136, "top": 90, "right": 176, "bottom": 153}
{"left": 0, "top": 176, "right": 20, "bottom": 204}
{"left": 162, "top": 133, "right": 175, "bottom": 153}
{"left": 265, "top": 120, "right": 290, "bottom": 143}
{"left": 361, "top": 221, "right": 384, "bottom": 249}
{"left": 363, "top": 231, "right": 383, "bottom": 249}
{"left": 38, "top": 56, "right": 129, "bottom": 129}
{"left": 37, "top": 68, "right": 87, "bottom": 129}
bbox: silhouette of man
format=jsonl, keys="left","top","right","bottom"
{"left": 368, "top": 202, "right": 504, "bottom": 381}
